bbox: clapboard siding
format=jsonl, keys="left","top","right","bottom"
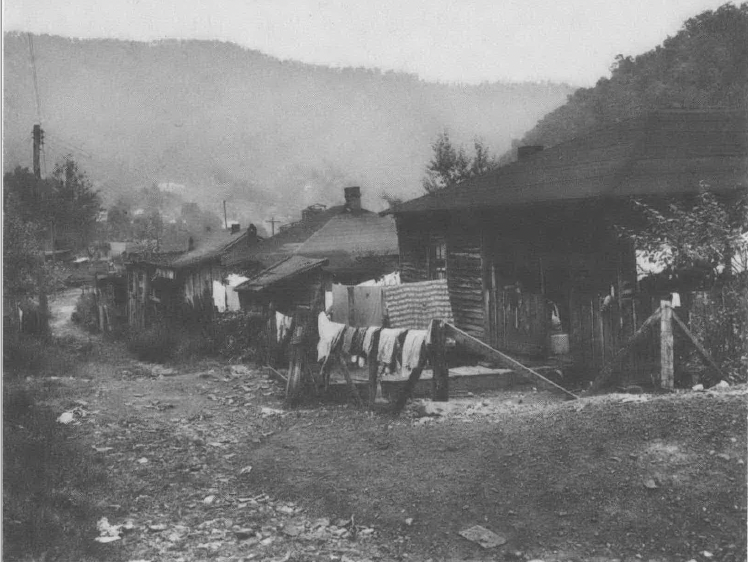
{"left": 447, "top": 229, "right": 484, "bottom": 340}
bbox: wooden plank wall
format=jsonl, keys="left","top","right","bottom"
{"left": 447, "top": 228, "right": 484, "bottom": 339}
{"left": 396, "top": 215, "right": 430, "bottom": 283}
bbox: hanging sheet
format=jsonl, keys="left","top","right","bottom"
{"left": 384, "top": 279, "right": 454, "bottom": 330}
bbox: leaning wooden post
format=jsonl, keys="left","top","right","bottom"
{"left": 392, "top": 355, "right": 426, "bottom": 415}
{"left": 660, "top": 300, "right": 674, "bottom": 390}
{"left": 431, "top": 319, "right": 449, "bottom": 402}
{"left": 367, "top": 330, "right": 381, "bottom": 407}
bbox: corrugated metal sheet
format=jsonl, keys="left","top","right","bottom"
{"left": 390, "top": 110, "right": 747, "bottom": 215}
{"left": 235, "top": 255, "right": 328, "bottom": 292}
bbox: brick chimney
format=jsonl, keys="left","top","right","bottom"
{"left": 344, "top": 186, "right": 361, "bottom": 213}
{"left": 517, "top": 145, "right": 544, "bottom": 161}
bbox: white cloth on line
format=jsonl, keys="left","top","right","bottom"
{"left": 401, "top": 329, "right": 427, "bottom": 377}
{"left": 317, "top": 312, "right": 346, "bottom": 362}
{"left": 377, "top": 328, "right": 406, "bottom": 366}
{"left": 362, "top": 327, "right": 381, "bottom": 356}
{"left": 276, "top": 311, "right": 293, "bottom": 343}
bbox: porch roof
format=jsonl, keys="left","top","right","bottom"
{"left": 234, "top": 255, "right": 329, "bottom": 292}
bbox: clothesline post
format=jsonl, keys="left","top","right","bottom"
{"left": 367, "top": 330, "right": 382, "bottom": 408}
{"left": 431, "top": 319, "right": 449, "bottom": 402}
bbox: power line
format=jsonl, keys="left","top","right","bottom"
{"left": 27, "top": 33, "right": 43, "bottom": 124}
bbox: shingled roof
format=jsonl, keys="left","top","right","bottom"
{"left": 224, "top": 206, "right": 344, "bottom": 267}
{"left": 294, "top": 211, "right": 398, "bottom": 272}
{"left": 389, "top": 110, "right": 748, "bottom": 215}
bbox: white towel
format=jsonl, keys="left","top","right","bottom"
{"left": 276, "top": 311, "right": 293, "bottom": 342}
{"left": 317, "top": 312, "right": 346, "bottom": 362}
{"left": 377, "top": 328, "right": 406, "bottom": 366}
{"left": 401, "top": 329, "right": 427, "bottom": 377}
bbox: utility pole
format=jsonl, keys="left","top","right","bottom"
{"left": 267, "top": 217, "right": 280, "bottom": 237}
{"left": 32, "top": 124, "right": 50, "bottom": 336}
{"left": 223, "top": 200, "right": 228, "bottom": 230}
{"left": 33, "top": 124, "right": 43, "bottom": 179}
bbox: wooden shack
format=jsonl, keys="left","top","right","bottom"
{"left": 389, "top": 110, "right": 747, "bottom": 379}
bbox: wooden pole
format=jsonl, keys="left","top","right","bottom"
{"left": 444, "top": 323, "right": 580, "bottom": 400}
{"left": 338, "top": 354, "right": 363, "bottom": 407}
{"left": 367, "top": 330, "right": 381, "bottom": 407}
{"left": 671, "top": 311, "right": 726, "bottom": 381}
{"left": 392, "top": 354, "right": 427, "bottom": 414}
{"left": 660, "top": 301, "right": 674, "bottom": 390}
{"left": 431, "top": 319, "right": 449, "bottom": 401}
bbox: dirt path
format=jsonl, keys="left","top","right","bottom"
{"left": 32, "top": 303, "right": 748, "bottom": 561}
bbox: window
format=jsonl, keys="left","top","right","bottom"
{"left": 428, "top": 235, "right": 447, "bottom": 280}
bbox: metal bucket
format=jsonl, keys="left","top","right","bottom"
{"left": 550, "top": 333, "right": 570, "bottom": 355}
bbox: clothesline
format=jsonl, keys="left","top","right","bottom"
{"left": 316, "top": 312, "right": 429, "bottom": 378}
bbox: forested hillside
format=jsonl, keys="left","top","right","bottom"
{"left": 510, "top": 3, "right": 747, "bottom": 156}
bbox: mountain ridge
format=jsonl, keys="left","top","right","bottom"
{"left": 4, "top": 33, "right": 574, "bottom": 226}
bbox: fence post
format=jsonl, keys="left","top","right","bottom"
{"left": 431, "top": 319, "right": 449, "bottom": 401}
{"left": 660, "top": 300, "right": 674, "bottom": 390}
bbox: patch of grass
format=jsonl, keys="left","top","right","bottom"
{"left": 3, "top": 334, "right": 78, "bottom": 379}
{"left": 3, "top": 385, "right": 118, "bottom": 562}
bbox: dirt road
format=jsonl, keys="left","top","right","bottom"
{"left": 14, "top": 300, "right": 748, "bottom": 562}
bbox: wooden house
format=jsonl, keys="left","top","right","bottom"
{"left": 126, "top": 227, "right": 251, "bottom": 328}
{"left": 388, "top": 110, "right": 747, "bottom": 379}
{"left": 234, "top": 255, "right": 329, "bottom": 314}
{"left": 225, "top": 187, "right": 399, "bottom": 285}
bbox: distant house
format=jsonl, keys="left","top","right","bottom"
{"left": 234, "top": 255, "right": 329, "bottom": 314}
{"left": 125, "top": 225, "right": 259, "bottom": 328}
{"left": 387, "top": 109, "right": 747, "bottom": 378}
{"left": 226, "top": 186, "right": 399, "bottom": 284}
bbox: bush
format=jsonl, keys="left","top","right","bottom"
{"left": 212, "top": 311, "right": 266, "bottom": 362}
{"left": 126, "top": 322, "right": 179, "bottom": 363}
{"left": 688, "top": 281, "right": 748, "bottom": 384}
{"left": 72, "top": 292, "right": 99, "bottom": 333}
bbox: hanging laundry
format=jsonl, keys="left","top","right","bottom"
{"left": 350, "top": 327, "right": 367, "bottom": 357}
{"left": 401, "top": 329, "right": 428, "bottom": 377}
{"left": 384, "top": 279, "right": 454, "bottom": 329}
{"left": 212, "top": 280, "right": 227, "bottom": 312}
{"left": 362, "top": 327, "right": 382, "bottom": 356}
{"left": 276, "top": 311, "right": 293, "bottom": 343}
{"left": 341, "top": 326, "right": 357, "bottom": 355}
{"left": 377, "top": 328, "right": 407, "bottom": 367}
{"left": 317, "top": 312, "right": 346, "bottom": 362}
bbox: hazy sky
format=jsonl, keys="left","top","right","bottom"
{"left": 5, "top": 0, "right": 731, "bottom": 85}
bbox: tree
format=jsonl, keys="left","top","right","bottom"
{"left": 49, "top": 156, "right": 102, "bottom": 250}
{"left": 620, "top": 187, "right": 748, "bottom": 286}
{"left": 422, "top": 132, "right": 498, "bottom": 193}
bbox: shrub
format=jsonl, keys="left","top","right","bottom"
{"left": 126, "top": 322, "right": 179, "bottom": 363}
{"left": 72, "top": 291, "right": 99, "bottom": 333}
{"left": 688, "top": 280, "right": 748, "bottom": 384}
{"left": 212, "top": 311, "right": 266, "bottom": 362}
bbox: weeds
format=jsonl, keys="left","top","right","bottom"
{"left": 3, "top": 346, "right": 116, "bottom": 561}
